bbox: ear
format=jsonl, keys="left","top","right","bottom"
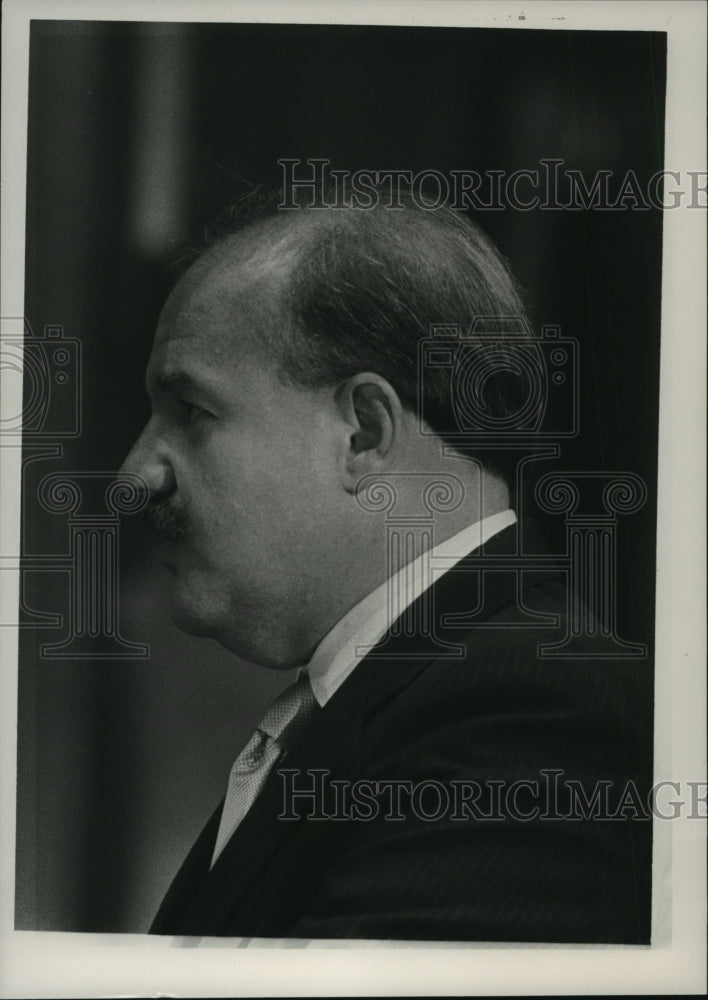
{"left": 335, "top": 373, "right": 406, "bottom": 490}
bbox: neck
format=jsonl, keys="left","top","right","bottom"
{"left": 288, "top": 465, "right": 510, "bottom": 663}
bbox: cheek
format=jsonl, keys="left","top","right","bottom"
{"left": 187, "top": 420, "right": 334, "bottom": 541}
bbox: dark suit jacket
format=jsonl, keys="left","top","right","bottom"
{"left": 150, "top": 521, "right": 653, "bottom": 942}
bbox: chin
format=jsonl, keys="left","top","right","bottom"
{"left": 165, "top": 570, "right": 296, "bottom": 668}
{"left": 167, "top": 578, "right": 224, "bottom": 639}
{"left": 166, "top": 581, "right": 251, "bottom": 654}
{"left": 170, "top": 602, "right": 218, "bottom": 638}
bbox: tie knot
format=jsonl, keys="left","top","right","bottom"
{"left": 258, "top": 673, "right": 317, "bottom": 748}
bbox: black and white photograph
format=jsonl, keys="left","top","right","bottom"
{"left": 0, "top": 0, "right": 705, "bottom": 996}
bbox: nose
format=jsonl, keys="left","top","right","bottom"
{"left": 119, "top": 420, "right": 176, "bottom": 499}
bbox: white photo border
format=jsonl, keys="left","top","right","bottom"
{"left": 1, "top": 0, "right": 705, "bottom": 996}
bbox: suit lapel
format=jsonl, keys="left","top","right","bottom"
{"left": 149, "top": 801, "right": 222, "bottom": 933}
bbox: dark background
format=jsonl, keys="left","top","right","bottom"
{"left": 16, "top": 20, "right": 665, "bottom": 932}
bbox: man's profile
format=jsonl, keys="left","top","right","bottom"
{"left": 121, "top": 193, "right": 652, "bottom": 942}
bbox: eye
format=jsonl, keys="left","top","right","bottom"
{"left": 178, "top": 400, "right": 209, "bottom": 424}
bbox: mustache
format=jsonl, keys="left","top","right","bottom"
{"left": 142, "top": 496, "right": 188, "bottom": 541}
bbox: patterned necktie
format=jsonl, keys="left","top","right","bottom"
{"left": 210, "top": 673, "right": 317, "bottom": 867}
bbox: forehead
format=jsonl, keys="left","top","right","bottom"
{"left": 151, "top": 232, "right": 295, "bottom": 369}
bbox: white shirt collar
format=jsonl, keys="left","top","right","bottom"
{"left": 303, "top": 509, "right": 517, "bottom": 707}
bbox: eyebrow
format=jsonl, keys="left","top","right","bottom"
{"left": 154, "top": 372, "right": 195, "bottom": 393}
{"left": 147, "top": 367, "right": 225, "bottom": 408}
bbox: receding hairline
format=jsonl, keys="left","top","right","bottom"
{"left": 155, "top": 214, "right": 316, "bottom": 363}
{"left": 163, "top": 200, "right": 526, "bottom": 377}
{"left": 167, "top": 210, "right": 353, "bottom": 350}
{"left": 162, "top": 216, "right": 299, "bottom": 318}
{"left": 196, "top": 201, "right": 505, "bottom": 309}
{"left": 197, "top": 210, "right": 327, "bottom": 284}
{"left": 195, "top": 197, "right": 501, "bottom": 281}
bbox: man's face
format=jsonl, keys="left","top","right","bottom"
{"left": 121, "top": 247, "right": 345, "bottom": 667}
